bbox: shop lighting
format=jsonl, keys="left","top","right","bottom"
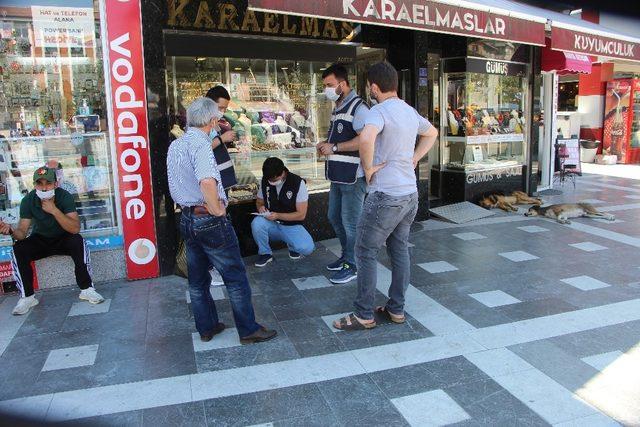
{"left": 196, "top": 57, "right": 206, "bottom": 61}
{"left": 234, "top": 67, "right": 242, "bottom": 71}
{"left": 362, "top": 46, "right": 371, "bottom": 50}
{"left": 569, "top": 8, "right": 582, "bottom": 15}
{"left": 281, "top": 67, "right": 288, "bottom": 70}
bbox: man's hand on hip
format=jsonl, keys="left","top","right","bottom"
{"left": 365, "top": 163, "right": 386, "bottom": 185}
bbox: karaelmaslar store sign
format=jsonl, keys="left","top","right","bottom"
{"left": 552, "top": 27, "right": 640, "bottom": 62}
{"left": 248, "top": 0, "right": 546, "bottom": 45}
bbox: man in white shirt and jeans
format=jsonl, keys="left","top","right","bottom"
{"left": 334, "top": 62, "right": 438, "bottom": 331}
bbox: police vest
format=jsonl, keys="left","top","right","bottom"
{"left": 326, "top": 96, "right": 365, "bottom": 184}
{"left": 261, "top": 172, "right": 304, "bottom": 226}
{"left": 213, "top": 137, "right": 237, "bottom": 189}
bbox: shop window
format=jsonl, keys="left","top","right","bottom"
{"left": 167, "top": 48, "right": 384, "bottom": 204}
{"left": 0, "top": 1, "right": 119, "bottom": 244}
{"left": 442, "top": 66, "right": 528, "bottom": 171}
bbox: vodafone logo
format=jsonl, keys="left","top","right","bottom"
{"left": 128, "top": 238, "right": 157, "bottom": 265}
{"left": 105, "top": 0, "right": 159, "bottom": 279}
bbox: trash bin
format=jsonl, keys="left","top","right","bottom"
{"left": 580, "top": 139, "right": 599, "bottom": 163}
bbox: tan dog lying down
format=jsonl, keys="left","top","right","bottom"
{"left": 525, "top": 203, "right": 615, "bottom": 224}
{"left": 479, "top": 191, "right": 543, "bottom": 212}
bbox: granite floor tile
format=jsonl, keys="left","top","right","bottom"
{"left": 561, "top": 276, "right": 611, "bottom": 291}
{"left": 144, "top": 334, "right": 196, "bottom": 380}
{"left": 392, "top": 389, "right": 471, "bottom": 426}
{"left": 35, "top": 356, "right": 146, "bottom": 396}
{"left": 203, "top": 383, "right": 330, "bottom": 426}
{"left": 273, "top": 413, "right": 340, "bottom": 427}
{"left": 469, "top": 290, "right": 521, "bottom": 308}
{"left": 499, "top": 251, "right": 540, "bottom": 262}
{"left": 581, "top": 350, "right": 625, "bottom": 372}
{"left": 569, "top": 242, "right": 608, "bottom": 252}
{"left": 59, "top": 410, "right": 143, "bottom": 426}
{"left": 291, "top": 275, "right": 332, "bottom": 290}
{"left": 316, "top": 375, "right": 407, "bottom": 427}
{"left": 194, "top": 338, "right": 299, "bottom": 373}
{"left": 142, "top": 401, "right": 206, "bottom": 427}
{"left": 418, "top": 261, "right": 459, "bottom": 274}
{"left": 280, "top": 317, "right": 343, "bottom": 343}
{"left": 496, "top": 298, "right": 579, "bottom": 322}
{"left": 453, "top": 232, "right": 487, "bottom": 241}
{"left": 42, "top": 344, "right": 99, "bottom": 372}
{"left": 67, "top": 299, "right": 112, "bottom": 317}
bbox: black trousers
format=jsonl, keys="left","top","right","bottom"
{"left": 11, "top": 233, "right": 93, "bottom": 297}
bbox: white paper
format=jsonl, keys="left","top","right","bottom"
{"left": 251, "top": 211, "right": 271, "bottom": 217}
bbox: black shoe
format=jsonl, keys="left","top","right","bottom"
{"left": 200, "top": 322, "right": 226, "bottom": 342}
{"left": 255, "top": 254, "right": 274, "bottom": 267}
{"left": 240, "top": 326, "right": 277, "bottom": 344}
{"left": 289, "top": 251, "right": 301, "bottom": 260}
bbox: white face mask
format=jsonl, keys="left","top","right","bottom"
{"left": 36, "top": 189, "right": 55, "bottom": 200}
{"left": 268, "top": 179, "right": 283, "bottom": 187}
{"left": 324, "top": 86, "right": 341, "bottom": 102}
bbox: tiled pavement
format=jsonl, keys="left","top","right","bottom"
{"left": 1, "top": 173, "right": 639, "bottom": 426}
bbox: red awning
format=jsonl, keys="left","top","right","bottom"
{"left": 542, "top": 40, "right": 592, "bottom": 75}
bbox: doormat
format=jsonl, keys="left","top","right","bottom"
{"left": 429, "top": 202, "right": 495, "bottom": 224}
{"left": 537, "top": 189, "right": 563, "bottom": 196}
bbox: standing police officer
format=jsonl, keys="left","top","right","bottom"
{"left": 205, "top": 86, "right": 237, "bottom": 190}
{"left": 317, "top": 64, "right": 369, "bottom": 284}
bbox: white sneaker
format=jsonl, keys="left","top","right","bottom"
{"left": 79, "top": 287, "right": 105, "bottom": 304}
{"left": 12, "top": 295, "right": 39, "bottom": 315}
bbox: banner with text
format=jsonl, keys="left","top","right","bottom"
{"left": 31, "top": 5, "right": 96, "bottom": 48}
{"left": 248, "top": 0, "right": 546, "bottom": 45}
{"left": 104, "top": 0, "right": 159, "bottom": 279}
{"left": 551, "top": 26, "right": 640, "bottom": 62}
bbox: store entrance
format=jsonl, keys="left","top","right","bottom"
{"left": 164, "top": 31, "right": 385, "bottom": 254}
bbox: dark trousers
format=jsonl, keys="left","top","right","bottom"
{"left": 180, "top": 210, "right": 261, "bottom": 338}
{"left": 12, "top": 233, "right": 93, "bottom": 298}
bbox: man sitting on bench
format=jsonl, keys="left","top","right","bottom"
{"left": 0, "top": 166, "right": 104, "bottom": 315}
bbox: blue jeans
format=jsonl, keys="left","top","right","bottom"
{"left": 251, "top": 216, "right": 315, "bottom": 256}
{"left": 328, "top": 177, "right": 366, "bottom": 265}
{"left": 180, "top": 211, "right": 261, "bottom": 338}
{"left": 354, "top": 191, "right": 419, "bottom": 320}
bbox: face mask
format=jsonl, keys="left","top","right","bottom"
{"left": 324, "top": 85, "right": 341, "bottom": 102}
{"left": 209, "top": 128, "right": 218, "bottom": 140}
{"left": 36, "top": 189, "right": 55, "bottom": 200}
{"left": 269, "top": 179, "right": 283, "bottom": 187}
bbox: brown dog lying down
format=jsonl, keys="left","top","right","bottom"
{"left": 525, "top": 203, "right": 616, "bottom": 224}
{"left": 479, "top": 191, "right": 543, "bottom": 212}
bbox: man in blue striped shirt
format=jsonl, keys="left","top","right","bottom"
{"left": 167, "top": 97, "right": 276, "bottom": 344}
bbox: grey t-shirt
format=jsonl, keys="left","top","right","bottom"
{"left": 364, "top": 98, "right": 432, "bottom": 196}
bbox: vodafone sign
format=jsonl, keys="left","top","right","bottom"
{"left": 104, "top": 0, "right": 159, "bottom": 279}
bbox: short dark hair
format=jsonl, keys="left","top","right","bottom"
{"left": 262, "top": 157, "right": 287, "bottom": 181}
{"left": 322, "top": 64, "right": 350, "bottom": 86}
{"left": 367, "top": 62, "right": 398, "bottom": 93}
{"left": 205, "top": 85, "right": 230, "bottom": 102}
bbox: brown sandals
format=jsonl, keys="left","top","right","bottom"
{"left": 375, "top": 306, "right": 406, "bottom": 324}
{"left": 333, "top": 313, "right": 377, "bottom": 331}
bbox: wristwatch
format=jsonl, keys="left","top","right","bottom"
{"left": 332, "top": 143, "right": 338, "bottom": 153}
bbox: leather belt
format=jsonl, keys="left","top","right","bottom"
{"left": 186, "top": 205, "right": 209, "bottom": 216}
